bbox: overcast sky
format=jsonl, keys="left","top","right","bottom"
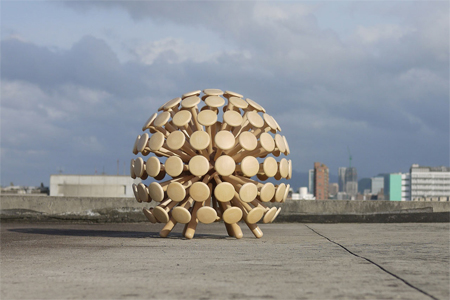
{"left": 1, "top": 1, "right": 449, "bottom": 187}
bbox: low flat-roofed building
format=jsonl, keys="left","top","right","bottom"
{"left": 50, "top": 175, "right": 140, "bottom": 197}
{"left": 410, "top": 164, "right": 450, "bottom": 200}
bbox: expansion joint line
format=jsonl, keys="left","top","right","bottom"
{"left": 304, "top": 224, "right": 439, "bottom": 300}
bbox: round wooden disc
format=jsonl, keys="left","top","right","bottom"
{"left": 283, "top": 184, "right": 290, "bottom": 202}
{"left": 130, "top": 159, "right": 136, "bottom": 179}
{"left": 246, "top": 207, "right": 264, "bottom": 224}
{"left": 197, "top": 110, "right": 217, "bottom": 126}
{"left": 239, "top": 182, "right": 258, "bottom": 202}
{"left": 172, "top": 110, "right": 192, "bottom": 127}
{"left": 132, "top": 183, "right": 140, "bottom": 202}
{"left": 271, "top": 207, "right": 282, "bottom": 223}
{"left": 203, "top": 89, "right": 223, "bottom": 96}
{"left": 247, "top": 111, "right": 264, "bottom": 128}
{"left": 275, "top": 134, "right": 286, "bottom": 153}
{"left": 263, "top": 157, "right": 278, "bottom": 177}
{"left": 197, "top": 206, "right": 217, "bottom": 224}
{"left": 163, "top": 97, "right": 181, "bottom": 110}
{"left": 137, "top": 133, "right": 149, "bottom": 153}
{"left": 279, "top": 158, "right": 289, "bottom": 178}
{"left": 181, "top": 96, "right": 201, "bottom": 108}
{"left": 272, "top": 117, "right": 282, "bottom": 131}
{"left": 229, "top": 97, "right": 248, "bottom": 109}
{"left": 214, "top": 182, "right": 235, "bottom": 202}
{"left": 154, "top": 170, "right": 166, "bottom": 181}
{"left": 137, "top": 183, "right": 149, "bottom": 202}
{"left": 215, "top": 155, "right": 236, "bottom": 176}
{"left": 133, "top": 135, "right": 141, "bottom": 154}
{"left": 166, "top": 131, "right": 186, "bottom": 150}
{"left": 223, "top": 110, "right": 243, "bottom": 127}
{"left": 165, "top": 156, "right": 184, "bottom": 177}
{"left": 287, "top": 159, "right": 292, "bottom": 179}
{"left": 142, "top": 113, "right": 158, "bottom": 131}
{"left": 148, "top": 182, "right": 165, "bottom": 202}
{"left": 153, "top": 206, "right": 170, "bottom": 223}
{"left": 259, "top": 132, "right": 275, "bottom": 152}
{"left": 246, "top": 98, "right": 266, "bottom": 112}
{"left": 188, "top": 155, "right": 210, "bottom": 176}
{"left": 282, "top": 135, "right": 290, "bottom": 155}
{"left": 153, "top": 111, "right": 171, "bottom": 127}
{"left": 238, "top": 131, "right": 257, "bottom": 151}
{"left": 240, "top": 156, "right": 259, "bottom": 177}
{"left": 263, "top": 113, "right": 278, "bottom": 131}
{"left": 190, "top": 131, "right": 210, "bottom": 151}
{"left": 167, "top": 182, "right": 186, "bottom": 202}
{"left": 205, "top": 96, "right": 225, "bottom": 108}
{"left": 189, "top": 182, "right": 210, "bottom": 202}
{"left": 263, "top": 207, "right": 277, "bottom": 223}
{"left": 224, "top": 91, "right": 243, "bottom": 99}
{"left": 172, "top": 207, "right": 191, "bottom": 224}
{"left": 182, "top": 90, "right": 201, "bottom": 99}
{"left": 222, "top": 207, "right": 243, "bottom": 224}
{"left": 134, "top": 157, "right": 145, "bottom": 177}
{"left": 143, "top": 208, "right": 157, "bottom": 223}
{"left": 149, "top": 132, "right": 165, "bottom": 151}
{"left": 260, "top": 182, "right": 275, "bottom": 202}
{"left": 275, "top": 183, "right": 286, "bottom": 202}
{"left": 215, "top": 131, "right": 235, "bottom": 150}
{"left": 146, "top": 157, "right": 161, "bottom": 177}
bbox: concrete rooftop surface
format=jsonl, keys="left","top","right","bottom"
{"left": 1, "top": 222, "right": 448, "bottom": 300}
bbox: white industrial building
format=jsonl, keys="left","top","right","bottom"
{"left": 50, "top": 175, "right": 140, "bottom": 197}
{"left": 410, "top": 165, "right": 450, "bottom": 201}
{"left": 290, "top": 187, "right": 315, "bottom": 200}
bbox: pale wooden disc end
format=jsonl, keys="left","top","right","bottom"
{"left": 189, "top": 182, "right": 210, "bottom": 202}
{"left": 246, "top": 207, "right": 265, "bottom": 224}
{"left": 214, "top": 182, "right": 235, "bottom": 202}
{"left": 167, "top": 182, "right": 186, "bottom": 202}
{"left": 239, "top": 182, "right": 258, "bottom": 202}
{"left": 188, "top": 155, "right": 210, "bottom": 176}
{"left": 197, "top": 206, "right": 217, "bottom": 224}
{"left": 215, "top": 155, "right": 236, "bottom": 176}
{"left": 153, "top": 206, "right": 170, "bottom": 223}
{"left": 222, "top": 207, "right": 243, "bottom": 224}
{"left": 172, "top": 207, "right": 192, "bottom": 224}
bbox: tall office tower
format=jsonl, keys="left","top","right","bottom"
{"left": 345, "top": 167, "right": 358, "bottom": 199}
{"left": 314, "top": 162, "right": 329, "bottom": 200}
{"left": 338, "top": 167, "right": 347, "bottom": 192}
{"left": 308, "top": 169, "right": 315, "bottom": 195}
{"left": 329, "top": 183, "right": 339, "bottom": 198}
{"left": 371, "top": 177, "right": 384, "bottom": 194}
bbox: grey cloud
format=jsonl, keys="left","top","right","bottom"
{"left": 1, "top": 1, "right": 448, "bottom": 185}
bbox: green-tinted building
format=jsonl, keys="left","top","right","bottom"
{"left": 384, "top": 173, "right": 410, "bottom": 201}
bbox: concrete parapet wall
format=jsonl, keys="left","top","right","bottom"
{"left": 1, "top": 195, "right": 449, "bottom": 223}
{"left": 268, "top": 199, "right": 450, "bottom": 214}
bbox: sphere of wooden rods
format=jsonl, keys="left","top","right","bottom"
{"left": 131, "top": 89, "right": 291, "bottom": 239}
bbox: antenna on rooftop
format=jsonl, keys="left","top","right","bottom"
{"left": 347, "top": 146, "right": 352, "bottom": 168}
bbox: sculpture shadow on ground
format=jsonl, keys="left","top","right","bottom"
{"left": 8, "top": 228, "right": 229, "bottom": 239}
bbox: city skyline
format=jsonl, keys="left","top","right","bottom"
{"left": 1, "top": 1, "right": 449, "bottom": 187}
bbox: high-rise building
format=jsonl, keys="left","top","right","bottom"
{"left": 308, "top": 169, "right": 315, "bottom": 196}
{"left": 345, "top": 167, "right": 358, "bottom": 199}
{"left": 338, "top": 167, "right": 346, "bottom": 192}
{"left": 314, "top": 162, "right": 329, "bottom": 200}
{"left": 371, "top": 177, "right": 384, "bottom": 194}
{"left": 329, "top": 183, "right": 339, "bottom": 198}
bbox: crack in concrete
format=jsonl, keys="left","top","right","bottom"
{"left": 304, "top": 224, "right": 439, "bottom": 300}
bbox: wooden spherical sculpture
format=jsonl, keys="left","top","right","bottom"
{"left": 131, "top": 89, "right": 291, "bottom": 239}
